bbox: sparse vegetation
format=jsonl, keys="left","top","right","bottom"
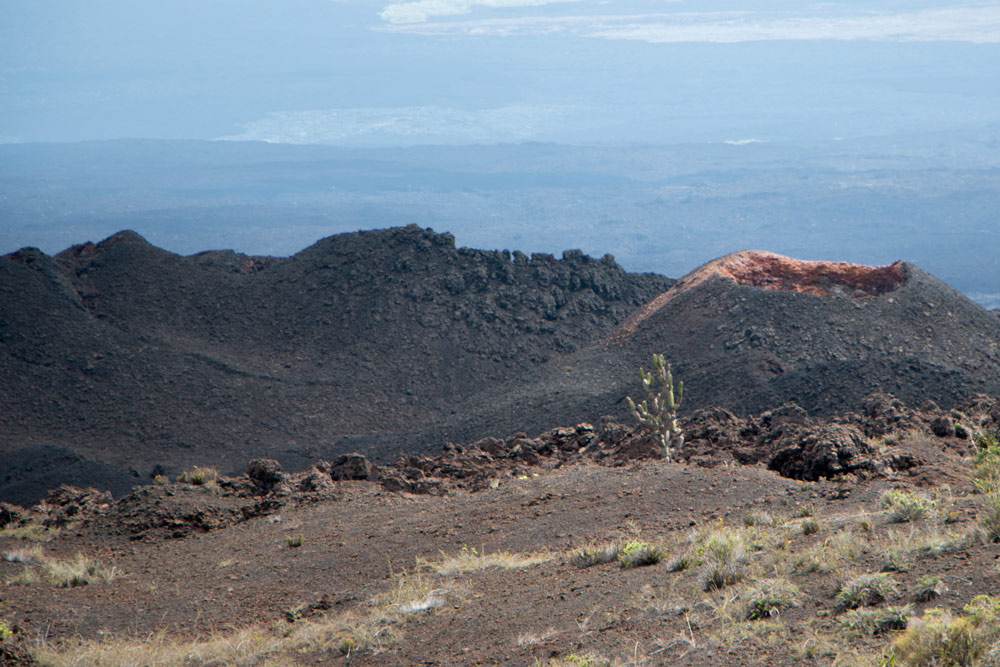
{"left": 697, "top": 529, "right": 747, "bottom": 591}
{"left": 882, "top": 489, "right": 936, "bottom": 523}
{"left": 13, "top": 400, "right": 1000, "bottom": 667}
{"left": 801, "top": 518, "right": 821, "bottom": 535}
{"left": 744, "top": 579, "right": 800, "bottom": 620}
{"left": 618, "top": 541, "right": 664, "bottom": 569}
{"left": 891, "top": 596, "right": 1000, "bottom": 667}
{"left": 418, "top": 546, "right": 552, "bottom": 576}
{"left": 625, "top": 353, "right": 684, "bottom": 460}
{"left": 0, "top": 524, "right": 60, "bottom": 542}
{"left": 835, "top": 573, "right": 898, "bottom": 610}
{"left": 838, "top": 606, "right": 911, "bottom": 636}
{"left": 743, "top": 511, "right": 776, "bottom": 527}
{"left": 177, "top": 466, "right": 219, "bottom": 486}
{"left": 2, "top": 550, "right": 118, "bottom": 588}
{"left": 910, "top": 575, "right": 947, "bottom": 603}
{"left": 537, "top": 653, "right": 612, "bottom": 667}
{"left": 569, "top": 541, "right": 623, "bottom": 568}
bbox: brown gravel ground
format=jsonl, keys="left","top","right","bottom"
{"left": 2, "top": 444, "right": 1000, "bottom": 666}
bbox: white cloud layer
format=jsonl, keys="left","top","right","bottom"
{"left": 380, "top": 0, "right": 581, "bottom": 25}
{"left": 380, "top": 5, "right": 1000, "bottom": 43}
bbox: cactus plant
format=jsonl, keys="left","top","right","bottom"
{"left": 625, "top": 353, "right": 684, "bottom": 460}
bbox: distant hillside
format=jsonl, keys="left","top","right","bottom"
{"left": 0, "top": 226, "right": 671, "bottom": 502}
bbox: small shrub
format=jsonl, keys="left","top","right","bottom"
{"left": 697, "top": 531, "right": 747, "bottom": 591}
{"left": 618, "top": 541, "right": 664, "bottom": 569}
{"left": 980, "top": 493, "right": 1000, "bottom": 542}
{"left": 882, "top": 489, "right": 935, "bottom": 523}
{"left": 836, "top": 573, "right": 898, "bottom": 610}
{"left": 973, "top": 435, "right": 1000, "bottom": 494}
{"left": 542, "top": 654, "right": 612, "bottom": 667}
{"left": 892, "top": 598, "right": 1000, "bottom": 667}
{"left": 43, "top": 553, "right": 119, "bottom": 588}
{"left": 1, "top": 546, "right": 44, "bottom": 564}
{"left": 665, "top": 553, "right": 693, "bottom": 572}
{"left": 879, "top": 548, "right": 910, "bottom": 573}
{"left": 801, "top": 518, "right": 821, "bottom": 536}
{"left": 153, "top": 474, "right": 169, "bottom": 486}
{"left": 974, "top": 432, "right": 1000, "bottom": 464}
{"left": 745, "top": 579, "right": 800, "bottom": 620}
{"left": 793, "top": 550, "right": 830, "bottom": 575}
{"left": 177, "top": 466, "right": 219, "bottom": 486}
{"left": 569, "top": 541, "right": 622, "bottom": 568}
{"left": 910, "top": 575, "right": 947, "bottom": 603}
{"left": 839, "top": 606, "right": 911, "bottom": 636}
{"left": 286, "top": 535, "right": 304, "bottom": 548}
{"left": 743, "top": 511, "right": 775, "bottom": 527}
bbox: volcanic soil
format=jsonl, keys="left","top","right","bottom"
{"left": 2, "top": 397, "right": 1000, "bottom": 666}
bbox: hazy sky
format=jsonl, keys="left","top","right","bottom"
{"left": 2, "top": 0, "right": 999, "bottom": 145}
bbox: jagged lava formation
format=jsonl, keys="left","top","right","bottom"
{"left": 444, "top": 250, "right": 1000, "bottom": 444}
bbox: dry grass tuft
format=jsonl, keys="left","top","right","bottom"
{"left": 420, "top": 546, "right": 552, "bottom": 575}
{"left": 569, "top": 541, "right": 623, "bottom": 568}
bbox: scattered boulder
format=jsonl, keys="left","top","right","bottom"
{"left": 38, "top": 485, "right": 112, "bottom": 527}
{"left": 930, "top": 416, "right": 955, "bottom": 437}
{"left": 246, "top": 458, "right": 286, "bottom": 492}
{"left": 327, "top": 453, "right": 376, "bottom": 481}
{"left": 0, "top": 503, "right": 26, "bottom": 529}
{"left": 768, "top": 424, "right": 875, "bottom": 481}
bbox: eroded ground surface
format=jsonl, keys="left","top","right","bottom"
{"left": 2, "top": 409, "right": 1000, "bottom": 666}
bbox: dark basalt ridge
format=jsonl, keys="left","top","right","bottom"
{"left": 2, "top": 232, "right": 999, "bottom": 503}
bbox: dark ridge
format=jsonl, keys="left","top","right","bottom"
{"left": 1, "top": 225, "right": 672, "bottom": 503}
{"left": 3, "top": 232, "right": 998, "bottom": 503}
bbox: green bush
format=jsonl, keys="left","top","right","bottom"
{"left": 177, "top": 466, "right": 218, "bottom": 485}
{"left": 911, "top": 575, "right": 947, "bottom": 603}
{"left": 618, "top": 541, "right": 664, "bottom": 569}
{"left": 745, "top": 579, "right": 800, "bottom": 620}
{"left": 839, "top": 606, "right": 911, "bottom": 636}
{"left": 892, "top": 597, "right": 1000, "bottom": 666}
{"left": 836, "top": 573, "right": 898, "bottom": 610}
{"left": 882, "top": 489, "right": 935, "bottom": 523}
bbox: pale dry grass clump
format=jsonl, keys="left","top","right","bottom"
{"left": 0, "top": 524, "right": 61, "bottom": 542}
{"left": 419, "top": 546, "right": 552, "bottom": 575}
{"left": 696, "top": 529, "right": 747, "bottom": 591}
{"left": 744, "top": 578, "right": 801, "bottom": 621}
{"left": 892, "top": 595, "right": 1000, "bottom": 667}
{"left": 34, "top": 627, "right": 283, "bottom": 667}
{"left": 2, "top": 549, "right": 118, "bottom": 588}
{"left": 881, "top": 489, "right": 936, "bottom": 523}
{"left": 569, "top": 541, "right": 623, "bottom": 568}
